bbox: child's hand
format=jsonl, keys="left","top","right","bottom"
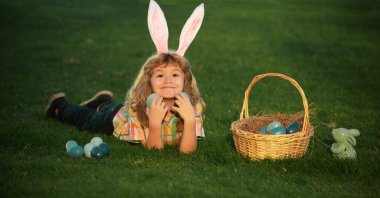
{"left": 171, "top": 93, "right": 195, "bottom": 122}
{"left": 146, "top": 95, "right": 168, "bottom": 125}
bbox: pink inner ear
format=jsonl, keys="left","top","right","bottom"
{"left": 148, "top": 0, "right": 169, "bottom": 53}
{"left": 176, "top": 23, "right": 198, "bottom": 55}
{"left": 176, "top": 3, "right": 204, "bottom": 56}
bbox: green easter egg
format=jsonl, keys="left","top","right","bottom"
{"left": 269, "top": 126, "right": 287, "bottom": 135}
{"left": 146, "top": 93, "right": 157, "bottom": 107}
{"left": 266, "top": 121, "right": 282, "bottom": 132}
{"left": 99, "top": 142, "right": 110, "bottom": 155}
{"left": 67, "top": 145, "right": 84, "bottom": 158}
{"left": 91, "top": 146, "right": 104, "bottom": 159}
{"left": 259, "top": 127, "right": 267, "bottom": 134}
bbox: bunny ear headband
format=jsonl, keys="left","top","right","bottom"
{"left": 148, "top": 0, "right": 204, "bottom": 56}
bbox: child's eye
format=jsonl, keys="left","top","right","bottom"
{"left": 173, "top": 73, "right": 180, "bottom": 77}
{"left": 155, "top": 74, "right": 163, "bottom": 78}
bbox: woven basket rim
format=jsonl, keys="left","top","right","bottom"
{"left": 231, "top": 124, "right": 314, "bottom": 138}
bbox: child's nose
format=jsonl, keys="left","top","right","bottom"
{"left": 164, "top": 76, "right": 173, "bottom": 83}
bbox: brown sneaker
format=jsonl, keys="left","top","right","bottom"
{"left": 80, "top": 90, "right": 113, "bottom": 110}
{"left": 45, "top": 92, "right": 67, "bottom": 119}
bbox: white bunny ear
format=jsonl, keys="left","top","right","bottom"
{"left": 176, "top": 3, "right": 204, "bottom": 56}
{"left": 346, "top": 135, "right": 356, "bottom": 146}
{"left": 148, "top": 0, "right": 169, "bottom": 54}
{"left": 349, "top": 129, "right": 360, "bottom": 137}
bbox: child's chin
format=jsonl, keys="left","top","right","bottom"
{"left": 160, "top": 92, "right": 181, "bottom": 99}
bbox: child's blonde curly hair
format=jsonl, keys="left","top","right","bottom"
{"left": 125, "top": 52, "right": 205, "bottom": 131}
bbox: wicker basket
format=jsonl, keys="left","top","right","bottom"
{"left": 230, "top": 73, "right": 314, "bottom": 160}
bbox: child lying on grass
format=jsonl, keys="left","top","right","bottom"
{"left": 46, "top": 0, "right": 206, "bottom": 153}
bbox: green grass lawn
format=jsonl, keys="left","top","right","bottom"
{"left": 1, "top": 0, "right": 379, "bottom": 197}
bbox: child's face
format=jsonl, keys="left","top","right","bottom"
{"left": 151, "top": 64, "right": 185, "bottom": 99}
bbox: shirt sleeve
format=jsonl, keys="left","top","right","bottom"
{"left": 113, "top": 106, "right": 147, "bottom": 143}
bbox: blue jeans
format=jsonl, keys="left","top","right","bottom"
{"left": 57, "top": 101, "right": 123, "bottom": 135}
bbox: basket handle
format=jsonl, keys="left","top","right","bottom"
{"left": 239, "top": 73, "right": 311, "bottom": 136}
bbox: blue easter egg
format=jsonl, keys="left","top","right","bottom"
{"left": 269, "top": 126, "right": 287, "bottom": 135}
{"left": 65, "top": 140, "right": 78, "bottom": 152}
{"left": 286, "top": 122, "right": 300, "bottom": 134}
{"left": 146, "top": 93, "right": 157, "bottom": 107}
{"left": 67, "top": 145, "right": 84, "bottom": 158}
{"left": 266, "top": 121, "right": 282, "bottom": 132}
{"left": 91, "top": 146, "right": 104, "bottom": 159}
{"left": 99, "top": 142, "right": 110, "bottom": 155}
{"left": 259, "top": 127, "right": 267, "bottom": 134}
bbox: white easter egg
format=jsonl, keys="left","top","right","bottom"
{"left": 65, "top": 140, "right": 78, "bottom": 152}
{"left": 84, "top": 143, "right": 95, "bottom": 158}
{"left": 90, "top": 137, "right": 103, "bottom": 147}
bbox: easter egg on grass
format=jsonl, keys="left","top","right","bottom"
{"left": 90, "top": 137, "right": 103, "bottom": 147}
{"left": 84, "top": 143, "right": 95, "bottom": 158}
{"left": 67, "top": 145, "right": 84, "bottom": 158}
{"left": 99, "top": 142, "right": 110, "bottom": 155}
{"left": 286, "top": 122, "right": 300, "bottom": 134}
{"left": 65, "top": 140, "right": 78, "bottom": 152}
{"left": 266, "top": 121, "right": 282, "bottom": 132}
{"left": 91, "top": 146, "right": 104, "bottom": 159}
{"left": 269, "top": 126, "right": 287, "bottom": 135}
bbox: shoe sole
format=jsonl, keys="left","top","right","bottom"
{"left": 79, "top": 90, "right": 113, "bottom": 107}
{"left": 45, "top": 92, "right": 66, "bottom": 115}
